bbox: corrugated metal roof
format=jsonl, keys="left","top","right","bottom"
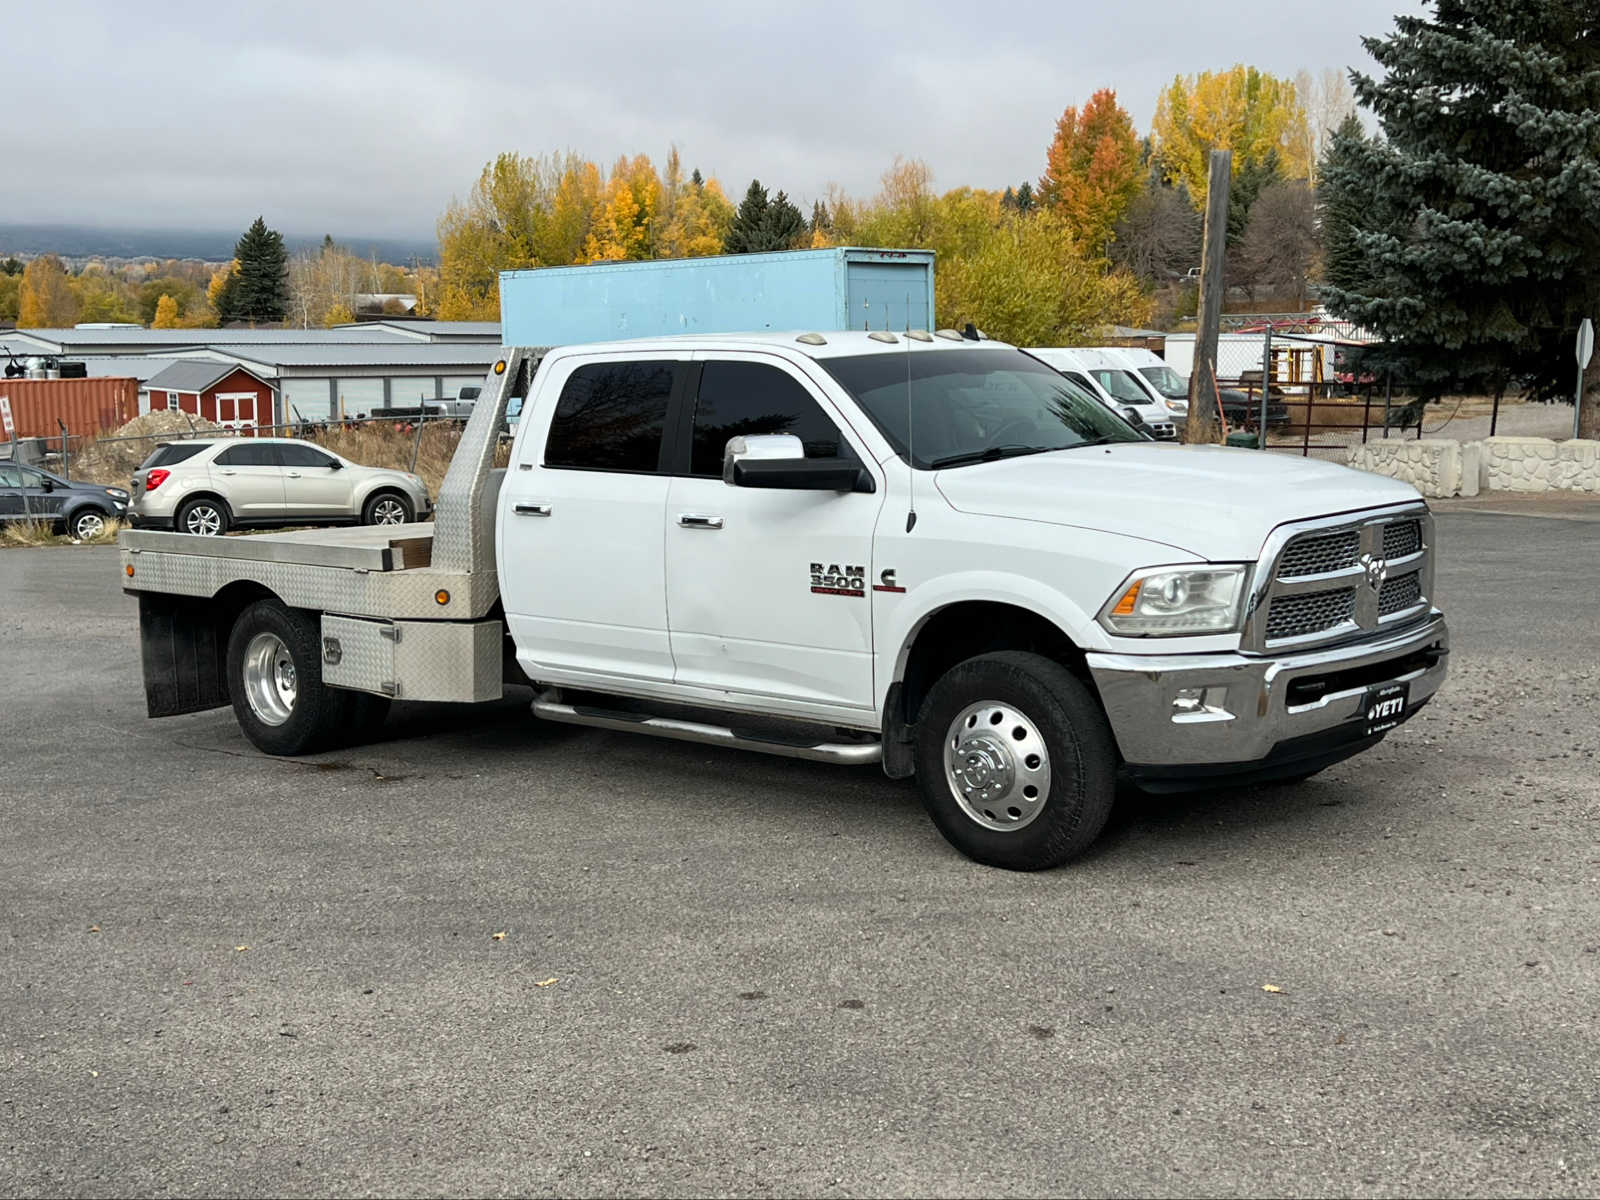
{"left": 329, "top": 320, "right": 502, "bottom": 342}
{"left": 144, "top": 361, "right": 250, "bottom": 394}
{"left": 4, "top": 327, "right": 425, "bottom": 354}
{"left": 168, "top": 343, "right": 506, "bottom": 370}
{"left": 76, "top": 356, "right": 182, "bottom": 382}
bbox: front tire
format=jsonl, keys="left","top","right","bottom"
{"left": 915, "top": 651, "right": 1117, "bottom": 871}
{"left": 70, "top": 508, "right": 110, "bottom": 540}
{"left": 362, "top": 491, "right": 413, "bottom": 526}
{"left": 226, "top": 600, "right": 344, "bottom": 756}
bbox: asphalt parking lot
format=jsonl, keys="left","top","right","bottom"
{"left": 3, "top": 510, "right": 1598, "bottom": 1198}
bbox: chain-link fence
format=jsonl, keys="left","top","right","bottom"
{"left": 12, "top": 411, "right": 479, "bottom": 494}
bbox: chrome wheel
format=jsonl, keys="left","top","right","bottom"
{"left": 184, "top": 503, "right": 223, "bottom": 536}
{"left": 370, "top": 496, "right": 408, "bottom": 525}
{"left": 241, "top": 632, "right": 297, "bottom": 727}
{"left": 73, "top": 511, "right": 106, "bottom": 539}
{"left": 943, "top": 701, "right": 1052, "bottom": 832}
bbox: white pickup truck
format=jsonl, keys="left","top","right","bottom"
{"left": 121, "top": 333, "right": 1448, "bottom": 870}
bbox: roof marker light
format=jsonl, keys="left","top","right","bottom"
{"left": 868, "top": 331, "right": 899, "bottom": 344}
{"left": 935, "top": 329, "right": 965, "bottom": 342}
{"left": 906, "top": 330, "right": 933, "bottom": 343}
{"left": 795, "top": 333, "right": 828, "bottom": 346}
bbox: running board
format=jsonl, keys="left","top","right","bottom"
{"left": 531, "top": 690, "right": 882, "bottom": 765}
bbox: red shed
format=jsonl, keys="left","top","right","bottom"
{"left": 144, "top": 362, "right": 278, "bottom": 432}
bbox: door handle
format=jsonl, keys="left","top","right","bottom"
{"left": 219, "top": 469, "right": 237, "bottom": 475}
{"left": 286, "top": 472, "right": 302, "bottom": 478}
{"left": 678, "top": 513, "right": 724, "bottom": 529}
{"left": 514, "top": 503, "right": 552, "bottom": 517}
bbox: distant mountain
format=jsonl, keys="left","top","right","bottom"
{"left": 0, "top": 223, "right": 438, "bottom": 265}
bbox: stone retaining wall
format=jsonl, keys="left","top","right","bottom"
{"left": 1346, "top": 437, "right": 1600, "bottom": 497}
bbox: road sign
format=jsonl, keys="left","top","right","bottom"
{"left": 1578, "top": 318, "right": 1594, "bottom": 370}
{"left": 0, "top": 395, "right": 12, "bottom": 439}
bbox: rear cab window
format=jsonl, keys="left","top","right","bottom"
{"left": 543, "top": 360, "right": 678, "bottom": 474}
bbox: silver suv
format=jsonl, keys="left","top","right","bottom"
{"left": 129, "top": 438, "right": 431, "bottom": 536}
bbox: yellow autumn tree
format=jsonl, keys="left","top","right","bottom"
{"left": 18, "top": 255, "right": 81, "bottom": 327}
{"left": 207, "top": 260, "right": 238, "bottom": 309}
{"left": 1151, "top": 65, "right": 1311, "bottom": 204}
{"left": 657, "top": 174, "right": 735, "bottom": 258}
{"left": 322, "top": 302, "right": 355, "bottom": 328}
{"left": 151, "top": 294, "right": 180, "bottom": 328}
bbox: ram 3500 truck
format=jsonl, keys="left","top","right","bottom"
{"left": 121, "top": 334, "right": 1448, "bottom": 870}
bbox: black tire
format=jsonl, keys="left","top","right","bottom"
{"left": 176, "top": 496, "right": 230, "bottom": 536}
{"left": 914, "top": 651, "right": 1117, "bottom": 871}
{"left": 70, "top": 507, "right": 111, "bottom": 540}
{"left": 226, "top": 599, "right": 344, "bottom": 756}
{"left": 362, "top": 490, "right": 413, "bottom": 526}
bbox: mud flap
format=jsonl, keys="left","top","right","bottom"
{"left": 138, "top": 591, "right": 230, "bottom": 717}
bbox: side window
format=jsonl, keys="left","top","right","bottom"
{"left": 214, "top": 444, "right": 282, "bottom": 467}
{"left": 0, "top": 466, "right": 22, "bottom": 488}
{"left": 279, "top": 443, "right": 336, "bottom": 469}
{"left": 544, "top": 360, "right": 676, "bottom": 474}
{"left": 689, "top": 361, "right": 850, "bottom": 478}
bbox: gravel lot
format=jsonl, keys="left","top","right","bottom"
{"left": 2, "top": 511, "right": 1598, "bottom": 1198}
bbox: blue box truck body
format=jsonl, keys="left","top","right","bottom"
{"left": 498, "top": 247, "right": 936, "bottom": 345}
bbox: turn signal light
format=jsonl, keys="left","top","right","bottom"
{"left": 1111, "top": 581, "right": 1141, "bottom": 617}
{"left": 124, "top": 564, "right": 134, "bottom": 577}
{"left": 145, "top": 469, "right": 170, "bottom": 491}
{"left": 435, "top": 589, "right": 450, "bottom": 606}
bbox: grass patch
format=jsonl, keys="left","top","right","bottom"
{"left": 0, "top": 517, "right": 125, "bottom": 549}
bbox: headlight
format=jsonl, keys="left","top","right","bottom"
{"left": 106, "top": 487, "right": 129, "bottom": 499}
{"left": 1099, "top": 564, "right": 1249, "bottom": 636}
{"left": 1165, "top": 399, "right": 1188, "bottom": 413}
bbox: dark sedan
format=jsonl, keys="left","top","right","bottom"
{"left": 0, "top": 462, "right": 130, "bottom": 539}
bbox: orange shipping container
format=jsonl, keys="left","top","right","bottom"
{"left": 0, "top": 377, "right": 140, "bottom": 439}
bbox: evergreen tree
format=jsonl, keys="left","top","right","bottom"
{"left": 1316, "top": 114, "right": 1368, "bottom": 297}
{"left": 724, "top": 180, "right": 771, "bottom": 253}
{"left": 1014, "top": 181, "right": 1035, "bottom": 213}
{"left": 1226, "top": 149, "right": 1282, "bottom": 246}
{"left": 1, "top": 257, "right": 20, "bottom": 276}
{"left": 690, "top": 168, "right": 704, "bottom": 189}
{"left": 764, "top": 190, "right": 806, "bottom": 248}
{"left": 1001, "top": 186, "right": 1017, "bottom": 211}
{"left": 723, "top": 181, "right": 805, "bottom": 253}
{"left": 809, "top": 200, "right": 831, "bottom": 235}
{"left": 222, "top": 216, "right": 289, "bottom": 322}
{"left": 1322, "top": 0, "right": 1600, "bottom": 409}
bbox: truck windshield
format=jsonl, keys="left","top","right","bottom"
{"left": 821, "top": 347, "right": 1142, "bottom": 469}
{"left": 1139, "top": 365, "right": 1188, "bottom": 399}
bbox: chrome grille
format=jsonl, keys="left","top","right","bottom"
{"left": 1249, "top": 508, "right": 1434, "bottom": 652}
{"left": 1379, "top": 571, "right": 1423, "bottom": 616}
{"left": 1277, "top": 529, "right": 1361, "bottom": 578}
{"left": 1265, "top": 587, "right": 1356, "bottom": 640}
{"left": 1383, "top": 520, "right": 1422, "bottom": 560}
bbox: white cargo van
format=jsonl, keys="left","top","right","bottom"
{"left": 1028, "top": 348, "right": 1178, "bottom": 439}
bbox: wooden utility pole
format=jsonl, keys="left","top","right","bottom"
{"left": 1184, "top": 148, "right": 1232, "bottom": 444}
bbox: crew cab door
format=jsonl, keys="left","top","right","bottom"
{"left": 663, "top": 354, "right": 883, "bottom": 711}
{"left": 500, "top": 353, "right": 685, "bottom": 684}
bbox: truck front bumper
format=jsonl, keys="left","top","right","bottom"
{"left": 1087, "top": 612, "right": 1448, "bottom": 786}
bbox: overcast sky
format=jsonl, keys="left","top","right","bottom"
{"left": 13, "top": 0, "right": 1410, "bottom": 243}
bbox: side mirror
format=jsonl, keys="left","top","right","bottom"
{"left": 327, "top": 459, "right": 344, "bottom": 470}
{"left": 1120, "top": 406, "right": 1146, "bottom": 428}
{"left": 40, "top": 477, "right": 55, "bottom": 492}
{"left": 723, "top": 433, "right": 873, "bottom": 493}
